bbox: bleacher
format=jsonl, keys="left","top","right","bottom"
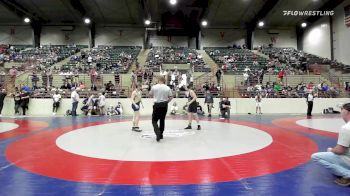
{"left": 204, "top": 47, "right": 268, "bottom": 74}
{"left": 62, "top": 46, "right": 141, "bottom": 74}
{"left": 15, "top": 45, "right": 82, "bottom": 66}
{"left": 146, "top": 47, "right": 210, "bottom": 72}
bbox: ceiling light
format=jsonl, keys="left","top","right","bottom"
{"left": 201, "top": 20, "right": 208, "bottom": 27}
{"left": 84, "top": 18, "right": 91, "bottom": 24}
{"left": 301, "top": 22, "right": 307, "bottom": 28}
{"left": 258, "top": 21, "right": 264, "bottom": 27}
{"left": 24, "top": 17, "right": 30, "bottom": 23}
{"left": 170, "top": 0, "right": 177, "bottom": 5}
{"left": 145, "top": 20, "right": 151, "bottom": 25}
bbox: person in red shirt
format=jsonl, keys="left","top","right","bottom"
{"left": 89, "top": 68, "right": 97, "bottom": 87}
{"left": 278, "top": 69, "right": 286, "bottom": 82}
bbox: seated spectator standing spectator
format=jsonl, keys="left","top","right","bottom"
{"left": 31, "top": 72, "right": 39, "bottom": 90}
{"left": 61, "top": 81, "right": 72, "bottom": 90}
{"left": 71, "top": 87, "right": 80, "bottom": 116}
{"left": 170, "top": 102, "right": 178, "bottom": 115}
{"left": 219, "top": 97, "right": 231, "bottom": 119}
{"left": 90, "top": 67, "right": 98, "bottom": 87}
{"left": 278, "top": 68, "right": 286, "bottom": 82}
{"left": 197, "top": 103, "right": 205, "bottom": 116}
{"left": 13, "top": 88, "right": 21, "bottom": 115}
{"left": 311, "top": 102, "right": 350, "bottom": 186}
{"left": 216, "top": 68, "right": 222, "bottom": 86}
{"left": 20, "top": 90, "right": 30, "bottom": 116}
{"left": 243, "top": 72, "right": 249, "bottom": 86}
{"left": 115, "top": 102, "right": 123, "bottom": 115}
{"left": 98, "top": 92, "right": 106, "bottom": 115}
{"left": 203, "top": 82, "right": 210, "bottom": 91}
{"left": 204, "top": 90, "right": 214, "bottom": 117}
{"left": 105, "top": 81, "right": 114, "bottom": 91}
{"left": 52, "top": 91, "right": 61, "bottom": 115}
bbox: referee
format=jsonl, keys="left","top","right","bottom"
{"left": 149, "top": 76, "right": 173, "bottom": 142}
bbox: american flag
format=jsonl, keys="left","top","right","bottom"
{"left": 345, "top": 5, "right": 350, "bottom": 27}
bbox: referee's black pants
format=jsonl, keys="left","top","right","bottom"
{"left": 307, "top": 101, "right": 313, "bottom": 116}
{"left": 0, "top": 101, "right": 3, "bottom": 114}
{"left": 152, "top": 102, "right": 168, "bottom": 140}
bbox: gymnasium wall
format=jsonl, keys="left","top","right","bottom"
{"left": 332, "top": 0, "right": 350, "bottom": 65}
{"left": 302, "top": 17, "right": 331, "bottom": 59}
{"left": 41, "top": 26, "right": 89, "bottom": 45}
{"left": 0, "top": 26, "right": 32, "bottom": 45}
{"left": 1, "top": 98, "right": 348, "bottom": 116}
{"left": 201, "top": 29, "right": 246, "bottom": 48}
{"left": 95, "top": 27, "right": 144, "bottom": 46}
{"left": 148, "top": 34, "right": 188, "bottom": 47}
{"left": 254, "top": 28, "right": 297, "bottom": 48}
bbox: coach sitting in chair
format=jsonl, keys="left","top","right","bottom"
{"left": 219, "top": 97, "right": 231, "bottom": 119}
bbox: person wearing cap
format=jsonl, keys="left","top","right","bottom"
{"left": 311, "top": 102, "right": 350, "bottom": 186}
{"left": 149, "top": 76, "right": 173, "bottom": 142}
{"left": 71, "top": 87, "right": 80, "bottom": 116}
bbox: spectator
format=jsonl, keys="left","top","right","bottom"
{"left": 13, "top": 88, "right": 21, "bottom": 115}
{"left": 79, "top": 81, "right": 86, "bottom": 90}
{"left": 197, "top": 103, "right": 205, "bottom": 116}
{"left": 216, "top": 68, "right": 222, "bottom": 86}
{"left": 131, "top": 70, "right": 137, "bottom": 89}
{"left": 71, "top": 87, "right": 80, "bottom": 116}
{"left": 90, "top": 67, "right": 98, "bottom": 86}
{"left": 203, "top": 82, "right": 210, "bottom": 91}
{"left": 255, "top": 92, "right": 262, "bottom": 115}
{"left": 219, "top": 97, "right": 231, "bottom": 119}
{"left": 52, "top": 90, "right": 61, "bottom": 115}
{"left": 278, "top": 68, "right": 286, "bottom": 82}
{"left": 115, "top": 102, "right": 123, "bottom": 115}
{"left": 204, "top": 90, "right": 214, "bottom": 117}
{"left": 243, "top": 72, "right": 249, "bottom": 86}
{"left": 105, "top": 81, "right": 114, "bottom": 91}
{"left": 61, "top": 81, "right": 72, "bottom": 90}
{"left": 311, "top": 102, "right": 350, "bottom": 186}
{"left": 86, "top": 94, "right": 97, "bottom": 116}
{"left": 20, "top": 90, "right": 30, "bottom": 115}
{"left": 170, "top": 102, "right": 178, "bottom": 115}
{"left": 98, "top": 92, "right": 106, "bottom": 115}
{"left": 31, "top": 72, "right": 39, "bottom": 90}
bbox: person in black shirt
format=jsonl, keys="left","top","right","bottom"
{"left": 0, "top": 89, "right": 7, "bottom": 116}
{"left": 219, "top": 97, "right": 231, "bottom": 119}
{"left": 13, "top": 89, "right": 21, "bottom": 115}
{"left": 20, "top": 90, "right": 30, "bottom": 115}
{"left": 202, "top": 82, "right": 210, "bottom": 91}
{"left": 215, "top": 69, "right": 222, "bottom": 86}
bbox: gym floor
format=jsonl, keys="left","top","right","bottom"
{"left": 0, "top": 114, "right": 349, "bottom": 196}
